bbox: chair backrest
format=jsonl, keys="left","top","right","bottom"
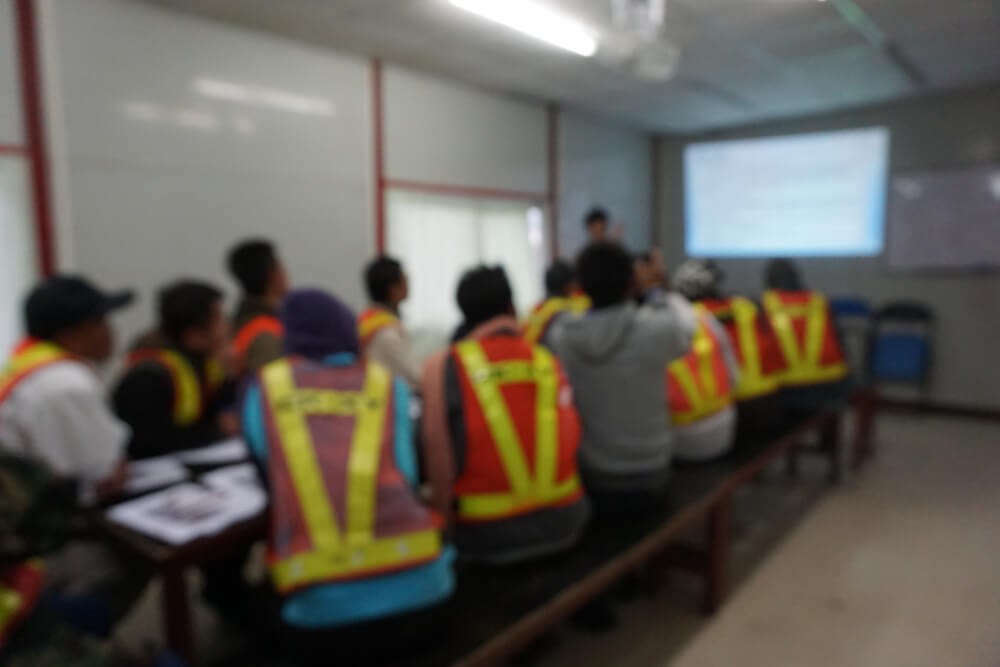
{"left": 830, "top": 297, "right": 873, "bottom": 319}
{"left": 829, "top": 297, "right": 873, "bottom": 379}
{"left": 870, "top": 301, "right": 934, "bottom": 387}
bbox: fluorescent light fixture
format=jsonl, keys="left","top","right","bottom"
{"left": 449, "top": 0, "right": 598, "bottom": 57}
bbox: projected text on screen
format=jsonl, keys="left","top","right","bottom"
{"left": 685, "top": 127, "right": 890, "bottom": 257}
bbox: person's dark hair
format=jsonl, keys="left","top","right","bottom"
{"left": 764, "top": 258, "right": 804, "bottom": 291}
{"left": 456, "top": 265, "right": 514, "bottom": 329}
{"left": 544, "top": 260, "right": 576, "bottom": 297}
{"left": 584, "top": 207, "right": 609, "bottom": 230}
{"left": 364, "top": 256, "right": 404, "bottom": 304}
{"left": 227, "top": 239, "right": 278, "bottom": 296}
{"left": 578, "top": 242, "right": 634, "bottom": 309}
{"left": 158, "top": 281, "right": 223, "bottom": 342}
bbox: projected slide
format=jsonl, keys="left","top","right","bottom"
{"left": 685, "top": 127, "right": 890, "bottom": 257}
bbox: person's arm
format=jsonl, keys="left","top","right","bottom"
{"left": 368, "top": 328, "right": 422, "bottom": 389}
{"left": 391, "top": 378, "right": 420, "bottom": 488}
{"left": 418, "top": 351, "right": 455, "bottom": 520}
{"left": 112, "top": 365, "right": 181, "bottom": 459}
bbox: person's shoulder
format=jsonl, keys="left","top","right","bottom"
{"left": 25, "top": 360, "right": 101, "bottom": 397}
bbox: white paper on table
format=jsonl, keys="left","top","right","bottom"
{"left": 106, "top": 482, "right": 265, "bottom": 545}
{"left": 176, "top": 438, "right": 249, "bottom": 466}
{"left": 125, "top": 456, "right": 189, "bottom": 494}
{"left": 202, "top": 463, "right": 262, "bottom": 491}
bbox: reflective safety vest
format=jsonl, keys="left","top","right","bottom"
{"left": 0, "top": 560, "right": 45, "bottom": 649}
{"left": 762, "top": 290, "right": 848, "bottom": 387}
{"left": 126, "top": 348, "right": 225, "bottom": 427}
{"left": 232, "top": 314, "right": 283, "bottom": 371}
{"left": 451, "top": 337, "right": 583, "bottom": 523}
{"left": 260, "top": 358, "right": 442, "bottom": 593}
{"left": 522, "top": 294, "right": 591, "bottom": 346}
{"left": 0, "top": 340, "right": 72, "bottom": 406}
{"left": 702, "top": 297, "right": 786, "bottom": 401}
{"left": 357, "top": 308, "right": 401, "bottom": 350}
{"left": 666, "top": 306, "right": 734, "bottom": 426}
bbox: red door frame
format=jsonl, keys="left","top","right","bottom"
{"left": 13, "top": 0, "right": 56, "bottom": 276}
{"left": 371, "top": 60, "right": 559, "bottom": 259}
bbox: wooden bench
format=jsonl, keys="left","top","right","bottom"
{"left": 96, "top": 389, "right": 878, "bottom": 666}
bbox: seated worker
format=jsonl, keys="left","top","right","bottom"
{"left": 0, "top": 276, "right": 147, "bottom": 631}
{"left": 241, "top": 289, "right": 454, "bottom": 666}
{"left": 114, "top": 280, "right": 235, "bottom": 460}
{"left": 358, "top": 256, "right": 421, "bottom": 388}
{"left": 551, "top": 243, "right": 694, "bottom": 509}
{"left": 682, "top": 261, "right": 787, "bottom": 439}
{"left": 667, "top": 263, "right": 743, "bottom": 462}
{"left": 762, "top": 259, "right": 850, "bottom": 408}
{"left": 421, "top": 266, "right": 589, "bottom": 564}
{"left": 228, "top": 239, "right": 289, "bottom": 376}
{"left": 522, "top": 260, "right": 590, "bottom": 347}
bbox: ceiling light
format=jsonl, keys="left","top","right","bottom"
{"left": 449, "top": 0, "right": 598, "bottom": 57}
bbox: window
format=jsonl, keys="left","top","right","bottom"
{"left": 386, "top": 190, "right": 547, "bottom": 359}
{"left": 0, "top": 155, "right": 36, "bottom": 357}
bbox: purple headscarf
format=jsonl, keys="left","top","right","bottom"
{"left": 280, "top": 288, "right": 359, "bottom": 360}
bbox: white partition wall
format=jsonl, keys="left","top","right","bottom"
{"left": 42, "top": 0, "right": 373, "bottom": 342}
{"left": 0, "top": 0, "right": 24, "bottom": 146}
{"left": 383, "top": 66, "right": 548, "bottom": 193}
{"left": 559, "top": 112, "right": 653, "bottom": 257}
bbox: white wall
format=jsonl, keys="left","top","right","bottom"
{"left": 0, "top": 0, "right": 23, "bottom": 146}
{"left": 658, "top": 86, "right": 1000, "bottom": 408}
{"left": 559, "top": 111, "right": 652, "bottom": 258}
{"left": 42, "top": 0, "right": 372, "bottom": 344}
{"left": 384, "top": 66, "right": 548, "bottom": 194}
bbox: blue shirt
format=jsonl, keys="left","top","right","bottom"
{"left": 241, "top": 353, "right": 455, "bottom": 629}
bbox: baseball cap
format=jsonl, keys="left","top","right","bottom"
{"left": 25, "top": 275, "right": 135, "bottom": 339}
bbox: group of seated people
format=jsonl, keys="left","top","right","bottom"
{"left": 0, "top": 211, "right": 851, "bottom": 665}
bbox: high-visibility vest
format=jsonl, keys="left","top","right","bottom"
{"left": 522, "top": 293, "right": 591, "bottom": 346}
{"left": 702, "top": 297, "right": 786, "bottom": 401}
{"left": 260, "top": 358, "right": 442, "bottom": 593}
{"left": 357, "top": 307, "right": 401, "bottom": 350}
{"left": 666, "top": 306, "right": 735, "bottom": 426}
{"left": 451, "top": 337, "right": 583, "bottom": 523}
{"left": 126, "top": 348, "right": 225, "bottom": 427}
{"left": 232, "top": 314, "right": 283, "bottom": 371}
{"left": 762, "top": 290, "right": 848, "bottom": 386}
{"left": 0, "top": 340, "right": 73, "bottom": 406}
{"left": 0, "top": 560, "right": 45, "bottom": 649}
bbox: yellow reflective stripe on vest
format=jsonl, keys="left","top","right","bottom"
{"left": 764, "top": 292, "right": 847, "bottom": 385}
{"left": 0, "top": 342, "right": 65, "bottom": 400}
{"left": 0, "top": 585, "right": 24, "bottom": 634}
{"left": 344, "top": 363, "right": 390, "bottom": 547}
{"left": 731, "top": 298, "right": 780, "bottom": 400}
{"left": 264, "top": 360, "right": 342, "bottom": 557}
{"left": 359, "top": 311, "right": 399, "bottom": 343}
{"left": 455, "top": 342, "right": 533, "bottom": 498}
{"left": 149, "top": 350, "right": 202, "bottom": 426}
{"left": 668, "top": 308, "right": 731, "bottom": 425}
{"left": 523, "top": 298, "right": 568, "bottom": 345}
{"left": 455, "top": 342, "right": 579, "bottom": 519}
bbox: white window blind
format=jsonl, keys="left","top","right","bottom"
{"left": 386, "top": 190, "right": 546, "bottom": 359}
{"left": 0, "top": 156, "right": 37, "bottom": 358}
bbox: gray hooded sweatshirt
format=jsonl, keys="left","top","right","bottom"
{"left": 551, "top": 295, "right": 694, "bottom": 492}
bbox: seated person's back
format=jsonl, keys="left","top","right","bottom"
{"left": 551, "top": 243, "right": 694, "bottom": 496}
{"left": 422, "top": 266, "right": 589, "bottom": 565}
{"left": 113, "top": 281, "right": 235, "bottom": 459}
{"left": 241, "top": 289, "right": 454, "bottom": 636}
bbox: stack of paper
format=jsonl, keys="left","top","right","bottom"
{"left": 176, "top": 438, "right": 250, "bottom": 466}
{"left": 125, "top": 456, "right": 189, "bottom": 495}
{"left": 106, "top": 482, "right": 265, "bottom": 545}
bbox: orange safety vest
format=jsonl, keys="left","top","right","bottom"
{"left": 0, "top": 560, "right": 45, "bottom": 649}
{"left": 126, "top": 348, "right": 225, "bottom": 427}
{"left": 451, "top": 337, "right": 583, "bottom": 523}
{"left": 702, "top": 297, "right": 786, "bottom": 401}
{"left": 762, "top": 290, "right": 848, "bottom": 387}
{"left": 522, "top": 293, "right": 591, "bottom": 346}
{"left": 260, "top": 357, "right": 442, "bottom": 593}
{"left": 666, "top": 305, "right": 735, "bottom": 426}
{"left": 357, "top": 307, "right": 401, "bottom": 350}
{"left": 232, "top": 314, "right": 283, "bottom": 371}
{"left": 0, "top": 340, "right": 73, "bottom": 405}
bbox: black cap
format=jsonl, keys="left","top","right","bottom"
{"left": 25, "top": 275, "right": 135, "bottom": 339}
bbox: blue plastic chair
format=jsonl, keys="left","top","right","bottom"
{"left": 869, "top": 302, "right": 934, "bottom": 393}
{"left": 829, "top": 297, "right": 873, "bottom": 379}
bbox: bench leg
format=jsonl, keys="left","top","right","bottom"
{"left": 852, "top": 391, "right": 878, "bottom": 470}
{"left": 161, "top": 564, "right": 195, "bottom": 665}
{"left": 704, "top": 497, "right": 732, "bottom": 614}
{"left": 821, "top": 414, "right": 843, "bottom": 485}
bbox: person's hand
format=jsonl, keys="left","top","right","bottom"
{"left": 95, "top": 461, "right": 128, "bottom": 502}
{"left": 218, "top": 411, "right": 241, "bottom": 437}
